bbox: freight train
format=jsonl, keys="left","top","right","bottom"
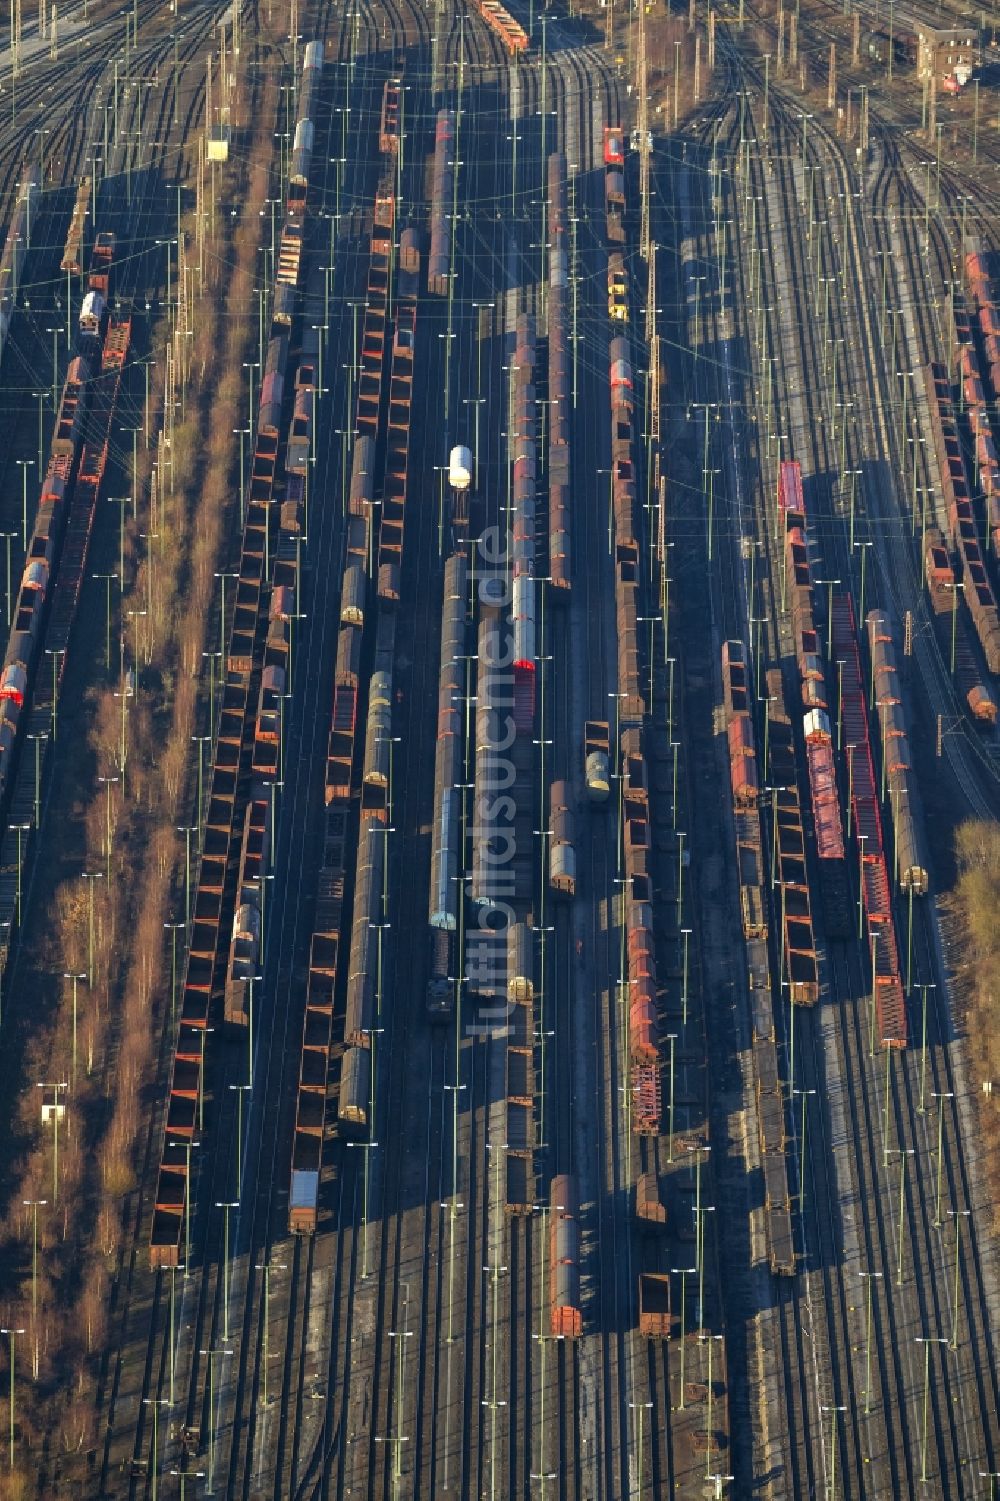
{"left": 604, "top": 254, "right": 661, "bottom": 1134}
{"left": 148, "top": 37, "right": 344, "bottom": 1259}
{"left": 156, "top": 189, "right": 317, "bottom": 1255}
{"left": 777, "top": 460, "right": 852, "bottom": 937}
{"left": 605, "top": 128, "right": 630, "bottom": 322}
{"left": 959, "top": 250, "right": 1000, "bottom": 615}
{"left": 831, "top": 597, "right": 907, "bottom": 1049}
{"left": 764, "top": 675, "right": 820, "bottom": 1007}
{"left": 286, "top": 40, "right": 323, "bottom": 216}
{"left": 0, "top": 234, "right": 117, "bottom": 815}
{"left": 510, "top": 312, "right": 537, "bottom": 730}
{"left": 923, "top": 525, "right": 997, "bottom": 723}
{"left": 332, "top": 111, "right": 423, "bottom": 1130}
{"left": 923, "top": 361, "right": 1000, "bottom": 674}
{"left": 0, "top": 166, "right": 39, "bottom": 358}
{"left": 292, "top": 63, "right": 425, "bottom": 1213}
{"left": 428, "top": 551, "right": 465, "bottom": 946}
{"left": 547, "top": 152, "right": 571, "bottom": 594}
{"left": 721, "top": 643, "right": 795, "bottom": 1274}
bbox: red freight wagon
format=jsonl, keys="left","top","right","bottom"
{"left": 778, "top": 459, "right": 805, "bottom": 521}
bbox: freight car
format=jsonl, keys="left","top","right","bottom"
{"left": 251, "top": 664, "right": 285, "bottom": 779}
{"left": 285, "top": 376, "right": 314, "bottom": 478}
{"left": 803, "top": 709, "right": 851, "bottom": 937}
{"left": 429, "top": 553, "right": 466, "bottom": 930}
{"left": 605, "top": 165, "right": 625, "bottom": 245}
{"left": 923, "top": 526, "right": 956, "bottom": 615}
{"left": 361, "top": 667, "right": 393, "bottom": 817}
{"left": 604, "top": 125, "right": 625, "bottom": 166}
{"left": 776, "top": 458, "right": 805, "bottom": 525}
{"left": 51, "top": 356, "right": 90, "bottom": 454}
{"left": 550, "top": 1174, "right": 583, "bottom": 1336}
{"left": 288, "top": 118, "right": 315, "bottom": 216}
{"left": 548, "top": 779, "right": 576, "bottom": 898}
{"left": 0, "top": 170, "right": 38, "bottom": 357}
{"left": 355, "top": 186, "right": 393, "bottom": 439}
{"left": 379, "top": 78, "right": 401, "bottom": 155}
{"left": 608, "top": 253, "right": 629, "bottom": 322}
{"left": 867, "top": 611, "right": 930, "bottom": 896}
{"left": 223, "top": 793, "right": 269, "bottom": 1026}
{"left": 276, "top": 218, "right": 304, "bottom": 297}
{"left": 377, "top": 300, "right": 417, "bottom": 603}
{"left": 341, "top": 562, "right": 366, "bottom": 627}
{"left": 428, "top": 110, "right": 455, "bottom": 296}
{"left": 638, "top": 1272, "right": 671, "bottom": 1337}
{"left": 755, "top": 1010, "right": 795, "bottom": 1275}
{"left": 325, "top": 626, "right": 361, "bottom": 804}
{"left": 507, "top": 921, "right": 534, "bottom": 1004}
{"left": 339, "top": 822, "right": 388, "bottom": 1122}
{"left": 728, "top": 714, "right": 758, "bottom": 807}
{"left": 60, "top": 174, "right": 90, "bottom": 276}
{"left": 766, "top": 700, "right": 820, "bottom": 1006}
{"left": 259, "top": 332, "right": 289, "bottom": 441}
{"left": 721, "top": 638, "right": 751, "bottom": 718}
{"left": 398, "top": 226, "right": 421, "bottom": 301}
{"left": 722, "top": 642, "right": 770, "bottom": 942}
{"left": 470, "top": 602, "right": 518, "bottom": 909}
{"left": 338, "top": 1045, "right": 372, "bottom": 1133}
{"left": 426, "top": 927, "right": 455, "bottom": 1019}
{"left": 584, "top": 719, "right": 611, "bottom": 802}
{"left": 609, "top": 335, "right": 632, "bottom": 397}
{"left": 87, "top": 231, "right": 114, "bottom": 299}
{"left": 469, "top": 0, "right": 529, "bottom": 51}
{"left": 762, "top": 1154, "right": 795, "bottom": 1275}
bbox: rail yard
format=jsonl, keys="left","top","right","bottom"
{"left": 0, "top": 0, "right": 997, "bottom": 1494}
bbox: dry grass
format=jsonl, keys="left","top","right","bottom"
{"left": 0, "top": 52, "right": 280, "bottom": 1482}
{"left": 946, "top": 819, "right": 1000, "bottom": 1234}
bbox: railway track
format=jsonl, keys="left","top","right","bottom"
{"left": 0, "top": 0, "right": 229, "bottom": 603}
{"left": 805, "top": 72, "right": 1000, "bottom": 1496}
{"left": 735, "top": 0, "right": 1000, "bottom": 184}
{"left": 0, "top": 0, "right": 256, "bottom": 1490}
{"left": 8, "top": 0, "right": 997, "bottom": 1493}
{"left": 177, "top": 11, "right": 389, "bottom": 1496}
{"left": 84, "top": 3, "right": 354, "bottom": 1494}
{"left": 676, "top": 82, "right": 845, "bottom": 1499}
{"left": 706, "top": 31, "right": 1000, "bottom": 1493}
